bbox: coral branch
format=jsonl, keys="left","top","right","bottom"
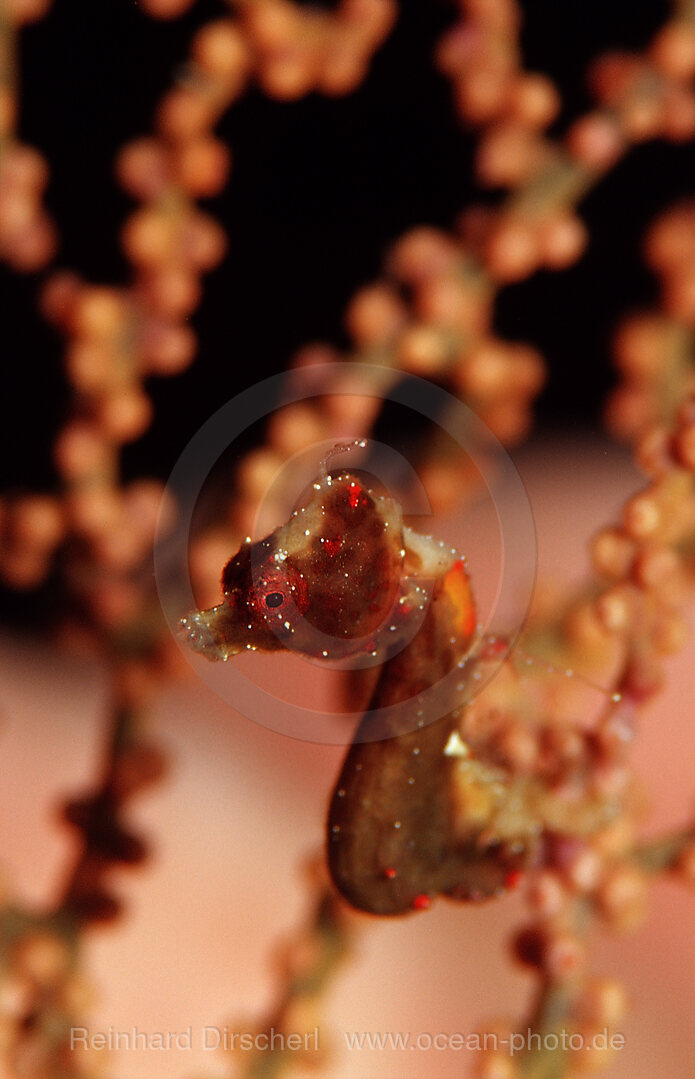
{"left": 0, "top": 0, "right": 55, "bottom": 270}
{"left": 634, "top": 826, "right": 695, "bottom": 873}
{"left": 234, "top": 865, "right": 354, "bottom": 1079}
{"left": 56, "top": 687, "right": 166, "bottom": 926}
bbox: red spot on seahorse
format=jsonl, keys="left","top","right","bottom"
{"left": 322, "top": 535, "right": 342, "bottom": 555}
{"left": 504, "top": 869, "right": 524, "bottom": 890}
{"left": 348, "top": 483, "right": 366, "bottom": 509}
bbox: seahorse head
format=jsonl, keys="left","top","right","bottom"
{"left": 181, "top": 472, "right": 413, "bottom": 662}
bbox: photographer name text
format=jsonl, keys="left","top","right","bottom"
{"left": 70, "top": 1026, "right": 319, "bottom": 1052}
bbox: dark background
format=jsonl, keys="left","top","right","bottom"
{"left": 0, "top": 0, "right": 689, "bottom": 493}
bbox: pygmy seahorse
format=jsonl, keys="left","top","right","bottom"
{"left": 181, "top": 464, "right": 535, "bottom": 914}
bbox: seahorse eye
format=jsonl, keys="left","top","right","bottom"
{"left": 265, "top": 591, "right": 285, "bottom": 608}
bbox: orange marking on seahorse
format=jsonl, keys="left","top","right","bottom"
{"left": 443, "top": 559, "right": 476, "bottom": 638}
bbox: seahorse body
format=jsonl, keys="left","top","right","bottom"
{"left": 181, "top": 471, "right": 531, "bottom": 914}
